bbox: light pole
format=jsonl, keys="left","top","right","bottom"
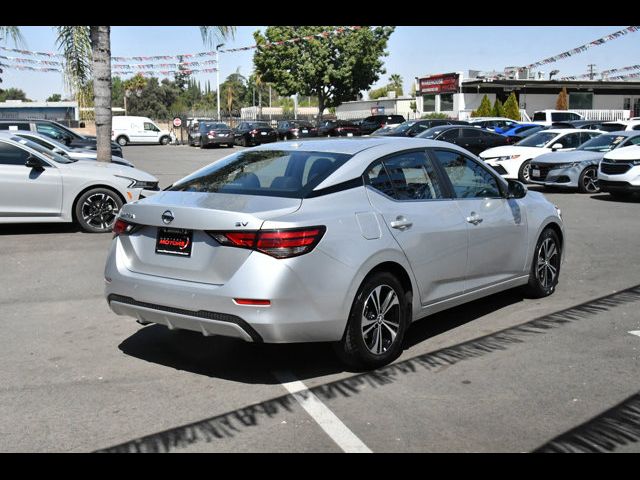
{"left": 216, "top": 43, "right": 224, "bottom": 121}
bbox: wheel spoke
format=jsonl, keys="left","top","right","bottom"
{"left": 380, "top": 289, "right": 399, "bottom": 316}
{"left": 382, "top": 320, "right": 398, "bottom": 341}
{"left": 546, "top": 243, "right": 557, "bottom": 260}
{"left": 371, "top": 286, "right": 382, "bottom": 315}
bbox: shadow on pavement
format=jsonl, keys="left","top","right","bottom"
{"left": 104, "top": 284, "right": 640, "bottom": 453}
{"left": 0, "top": 223, "right": 83, "bottom": 236}
{"left": 118, "top": 288, "right": 524, "bottom": 384}
{"left": 590, "top": 193, "right": 640, "bottom": 203}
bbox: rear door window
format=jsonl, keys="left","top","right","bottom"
{"left": 432, "top": 149, "right": 502, "bottom": 199}
{"left": 364, "top": 151, "right": 446, "bottom": 201}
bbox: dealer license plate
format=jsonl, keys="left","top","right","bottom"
{"left": 156, "top": 228, "right": 193, "bottom": 257}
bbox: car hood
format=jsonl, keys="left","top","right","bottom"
{"left": 480, "top": 145, "right": 545, "bottom": 159}
{"left": 603, "top": 145, "right": 640, "bottom": 161}
{"left": 533, "top": 150, "right": 603, "bottom": 165}
{"left": 65, "top": 160, "right": 156, "bottom": 181}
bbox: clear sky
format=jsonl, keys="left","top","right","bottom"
{"left": 1, "top": 26, "right": 638, "bottom": 101}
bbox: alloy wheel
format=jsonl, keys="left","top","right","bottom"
{"left": 81, "top": 192, "right": 119, "bottom": 231}
{"left": 536, "top": 237, "right": 559, "bottom": 289}
{"left": 361, "top": 285, "right": 401, "bottom": 355}
{"left": 582, "top": 167, "right": 599, "bottom": 193}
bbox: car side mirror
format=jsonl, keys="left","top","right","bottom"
{"left": 25, "top": 155, "right": 44, "bottom": 171}
{"left": 551, "top": 142, "right": 563, "bottom": 151}
{"left": 506, "top": 179, "right": 527, "bottom": 199}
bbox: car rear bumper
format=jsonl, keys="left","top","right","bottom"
{"left": 104, "top": 240, "right": 351, "bottom": 343}
{"left": 204, "top": 135, "right": 233, "bottom": 145}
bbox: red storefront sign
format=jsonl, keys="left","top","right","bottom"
{"left": 419, "top": 73, "right": 460, "bottom": 94}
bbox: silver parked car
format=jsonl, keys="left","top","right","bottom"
{"left": 0, "top": 133, "right": 159, "bottom": 233}
{"left": 105, "top": 137, "right": 565, "bottom": 368}
{"left": 529, "top": 131, "right": 640, "bottom": 193}
{"left": 11, "top": 130, "right": 135, "bottom": 167}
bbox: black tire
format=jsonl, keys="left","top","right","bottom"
{"left": 74, "top": 187, "right": 124, "bottom": 234}
{"left": 335, "top": 272, "right": 409, "bottom": 369}
{"left": 198, "top": 137, "right": 206, "bottom": 149}
{"left": 160, "top": 136, "right": 170, "bottom": 145}
{"left": 116, "top": 136, "right": 128, "bottom": 147}
{"left": 522, "top": 228, "right": 561, "bottom": 298}
{"left": 578, "top": 165, "right": 599, "bottom": 193}
{"left": 241, "top": 136, "right": 249, "bottom": 147}
{"left": 227, "top": 143, "right": 234, "bottom": 148}
{"left": 518, "top": 159, "right": 532, "bottom": 184}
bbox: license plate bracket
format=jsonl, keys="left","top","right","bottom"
{"left": 156, "top": 228, "right": 193, "bottom": 257}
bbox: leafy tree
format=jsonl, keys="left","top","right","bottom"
{"left": 0, "top": 88, "right": 30, "bottom": 101}
{"left": 503, "top": 92, "right": 520, "bottom": 120}
{"left": 253, "top": 26, "right": 394, "bottom": 121}
{"left": 471, "top": 94, "right": 492, "bottom": 117}
{"left": 556, "top": 87, "right": 568, "bottom": 110}
{"left": 220, "top": 69, "right": 248, "bottom": 117}
{"left": 492, "top": 98, "right": 504, "bottom": 117}
{"left": 421, "top": 112, "right": 449, "bottom": 119}
{"left": 46, "top": 93, "right": 62, "bottom": 102}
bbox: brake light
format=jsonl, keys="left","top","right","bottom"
{"left": 233, "top": 298, "right": 271, "bottom": 306}
{"left": 291, "top": 128, "right": 299, "bottom": 132}
{"left": 208, "top": 130, "right": 216, "bottom": 136}
{"left": 207, "top": 226, "right": 326, "bottom": 259}
{"left": 113, "top": 218, "right": 137, "bottom": 236}
{"left": 249, "top": 129, "right": 258, "bottom": 135}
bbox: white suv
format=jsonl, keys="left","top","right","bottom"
{"left": 598, "top": 145, "right": 640, "bottom": 199}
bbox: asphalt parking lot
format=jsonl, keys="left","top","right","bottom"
{"left": 1, "top": 143, "right": 639, "bottom": 453}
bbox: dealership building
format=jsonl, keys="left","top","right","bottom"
{"left": 0, "top": 100, "right": 80, "bottom": 123}
{"left": 414, "top": 71, "right": 640, "bottom": 120}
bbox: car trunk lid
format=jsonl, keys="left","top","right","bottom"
{"left": 116, "top": 191, "right": 301, "bottom": 285}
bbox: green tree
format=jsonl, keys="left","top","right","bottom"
{"left": 253, "top": 26, "right": 394, "bottom": 121}
{"left": 0, "top": 88, "right": 30, "bottom": 101}
{"left": 471, "top": 94, "right": 492, "bottom": 117}
{"left": 556, "top": 87, "right": 568, "bottom": 110}
{"left": 220, "top": 69, "right": 248, "bottom": 117}
{"left": 492, "top": 98, "right": 504, "bottom": 117}
{"left": 503, "top": 92, "right": 520, "bottom": 120}
{"left": 46, "top": 93, "right": 62, "bottom": 102}
{"left": 388, "top": 74, "right": 403, "bottom": 96}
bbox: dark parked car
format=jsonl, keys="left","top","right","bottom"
{"left": 416, "top": 125, "right": 512, "bottom": 155}
{"left": 0, "top": 119, "right": 123, "bottom": 157}
{"left": 550, "top": 120, "right": 606, "bottom": 130}
{"left": 189, "top": 121, "right": 234, "bottom": 148}
{"left": 501, "top": 124, "right": 548, "bottom": 142}
{"left": 276, "top": 120, "right": 318, "bottom": 140}
{"left": 359, "top": 114, "right": 406, "bottom": 135}
{"left": 233, "top": 121, "right": 278, "bottom": 146}
{"left": 317, "top": 120, "right": 362, "bottom": 137}
{"left": 375, "top": 119, "right": 469, "bottom": 137}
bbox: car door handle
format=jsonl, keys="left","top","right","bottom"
{"left": 390, "top": 216, "right": 413, "bottom": 230}
{"left": 466, "top": 212, "right": 483, "bottom": 225}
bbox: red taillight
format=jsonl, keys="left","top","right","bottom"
{"left": 208, "top": 226, "right": 326, "bottom": 259}
{"left": 291, "top": 128, "right": 299, "bottom": 132}
{"left": 208, "top": 130, "right": 216, "bottom": 136}
{"left": 233, "top": 298, "right": 271, "bottom": 306}
{"left": 113, "top": 218, "right": 136, "bottom": 236}
{"left": 249, "top": 129, "right": 258, "bottom": 135}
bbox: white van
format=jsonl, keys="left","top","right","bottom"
{"left": 111, "top": 116, "right": 171, "bottom": 146}
{"left": 532, "top": 110, "right": 583, "bottom": 126}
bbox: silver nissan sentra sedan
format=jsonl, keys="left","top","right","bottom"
{"left": 105, "top": 137, "right": 564, "bottom": 368}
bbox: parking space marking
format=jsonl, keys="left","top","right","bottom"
{"left": 273, "top": 370, "right": 372, "bottom": 453}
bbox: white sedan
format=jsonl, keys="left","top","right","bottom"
{"left": 480, "top": 129, "right": 602, "bottom": 182}
{"left": 0, "top": 133, "right": 159, "bottom": 233}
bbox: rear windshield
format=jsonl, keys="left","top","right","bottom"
{"left": 600, "top": 123, "right": 627, "bottom": 132}
{"left": 201, "top": 123, "right": 229, "bottom": 130}
{"left": 248, "top": 122, "right": 271, "bottom": 129}
{"left": 169, "top": 149, "right": 352, "bottom": 198}
{"left": 533, "top": 112, "right": 546, "bottom": 121}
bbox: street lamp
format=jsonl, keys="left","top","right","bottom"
{"left": 216, "top": 43, "right": 224, "bottom": 121}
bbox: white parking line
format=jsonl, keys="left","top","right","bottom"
{"left": 629, "top": 330, "right": 640, "bottom": 338}
{"left": 273, "top": 370, "right": 372, "bottom": 453}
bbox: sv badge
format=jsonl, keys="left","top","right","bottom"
{"left": 235, "top": 221, "right": 249, "bottom": 227}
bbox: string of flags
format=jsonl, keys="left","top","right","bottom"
{"left": 521, "top": 26, "right": 640, "bottom": 71}
{"left": 0, "top": 26, "right": 363, "bottom": 65}
{"left": 562, "top": 64, "right": 640, "bottom": 81}
{"left": 112, "top": 60, "right": 218, "bottom": 70}
{"left": 609, "top": 72, "right": 640, "bottom": 80}
{"left": 0, "top": 61, "right": 217, "bottom": 76}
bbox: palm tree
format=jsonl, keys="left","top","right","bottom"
{"left": 389, "top": 74, "right": 403, "bottom": 96}
{"left": 0, "top": 26, "right": 25, "bottom": 46}
{"left": 4, "top": 26, "right": 236, "bottom": 163}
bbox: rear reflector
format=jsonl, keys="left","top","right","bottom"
{"left": 208, "top": 226, "right": 326, "bottom": 259}
{"left": 233, "top": 298, "right": 271, "bottom": 306}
